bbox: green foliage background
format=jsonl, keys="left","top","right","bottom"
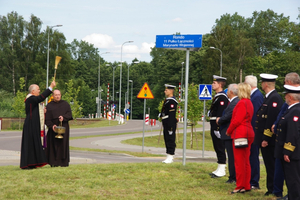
{"left": 0, "top": 10, "right": 299, "bottom": 119}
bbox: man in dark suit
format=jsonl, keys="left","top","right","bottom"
{"left": 245, "top": 75, "right": 264, "bottom": 190}
{"left": 254, "top": 73, "right": 284, "bottom": 196}
{"left": 217, "top": 84, "right": 239, "bottom": 183}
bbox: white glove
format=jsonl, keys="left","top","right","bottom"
{"left": 158, "top": 113, "right": 161, "bottom": 118}
{"left": 214, "top": 130, "right": 221, "bottom": 139}
{"left": 168, "top": 131, "right": 173, "bottom": 135}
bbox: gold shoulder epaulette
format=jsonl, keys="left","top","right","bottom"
{"left": 263, "top": 129, "right": 273, "bottom": 137}
{"left": 284, "top": 142, "right": 295, "bottom": 152}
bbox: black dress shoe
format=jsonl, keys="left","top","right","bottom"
{"left": 264, "top": 191, "right": 274, "bottom": 196}
{"left": 251, "top": 186, "right": 260, "bottom": 190}
{"left": 210, "top": 174, "right": 221, "bottom": 178}
{"left": 231, "top": 189, "right": 245, "bottom": 194}
{"left": 225, "top": 179, "right": 236, "bottom": 184}
{"left": 277, "top": 194, "right": 288, "bottom": 200}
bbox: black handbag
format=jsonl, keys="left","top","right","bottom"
{"left": 233, "top": 101, "right": 249, "bottom": 148}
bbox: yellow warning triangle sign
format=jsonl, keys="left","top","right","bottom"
{"left": 137, "top": 83, "right": 154, "bottom": 99}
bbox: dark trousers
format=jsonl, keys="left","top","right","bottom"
{"left": 261, "top": 145, "right": 275, "bottom": 193}
{"left": 283, "top": 159, "right": 300, "bottom": 200}
{"left": 163, "top": 125, "right": 176, "bottom": 155}
{"left": 224, "top": 139, "right": 235, "bottom": 180}
{"left": 250, "top": 143, "right": 260, "bottom": 187}
{"left": 273, "top": 158, "right": 285, "bottom": 197}
{"left": 210, "top": 122, "right": 226, "bottom": 164}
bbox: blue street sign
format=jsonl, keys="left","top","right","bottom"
{"left": 199, "top": 84, "right": 212, "bottom": 100}
{"left": 156, "top": 35, "right": 202, "bottom": 50}
{"left": 125, "top": 109, "right": 130, "bottom": 114}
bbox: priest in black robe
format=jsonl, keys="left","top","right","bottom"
{"left": 20, "top": 80, "right": 56, "bottom": 169}
{"left": 45, "top": 89, "right": 73, "bottom": 167}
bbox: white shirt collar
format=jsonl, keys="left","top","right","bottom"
{"left": 230, "top": 96, "right": 238, "bottom": 102}
{"left": 250, "top": 88, "right": 258, "bottom": 96}
{"left": 265, "top": 89, "right": 275, "bottom": 98}
{"left": 288, "top": 102, "right": 300, "bottom": 109}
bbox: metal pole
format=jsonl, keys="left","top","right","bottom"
{"left": 46, "top": 27, "right": 50, "bottom": 104}
{"left": 181, "top": 62, "right": 184, "bottom": 101}
{"left": 113, "top": 67, "right": 115, "bottom": 102}
{"left": 209, "top": 47, "right": 222, "bottom": 77}
{"left": 142, "top": 99, "right": 146, "bottom": 152}
{"left": 119, "top": 41, "right": 133, "bottom": 124}
{"left": 127, "top": 63, "right": 130, "bottom": 120}
{"left": 98, "top": 56, "right": 100, "bottom": 118}
{"left": 183, "top": 49, "right": 190, "bottom": 166}
{"left": 130, "top": 80, "right": 133, "bottom": 120}
{"left": 220, "top": 50, "right": 222, "bottom": 77}
{"left": 202, "top": 100, "right": 205, "bottom": 158}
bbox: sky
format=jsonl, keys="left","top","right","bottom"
{"left": 1, "top": 0, "right": 299, "bottom": 63}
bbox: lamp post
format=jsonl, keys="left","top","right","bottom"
{"left": 129, "top": 80, "right": 133, "bottom": 120}
{"left": 116, "top": 91, "right": 119, "bottom": 116}
{"left": 210, "top": 47, "right": 222, "bottom": 77}
{"left": 119, "top": 41, "right": 133, "bottom": 124}
{"left": 181, "top": 62, "right": 184, "bottom": 101}
{"left": 126, "top": 61, "right": 139, "bottom": 120}
{"left": 98, "top": 52, "right": 109, "bottom": 118}
{"left": 46, "top": 24, "right": 62, "bottom": 104}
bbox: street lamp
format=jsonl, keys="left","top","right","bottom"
{"left": 46, "top": 24, "right": 62, "bottom": 104}
{"left": 98, "top": 52, "right": 109, "bottom": 118}
{"left": 181, "top": 62, "right": 184, "bottom": 101}
{"left": 116, "top": 91, "right": 119, "bottom": 116}
{"left": 129, "top": 80, "right": 133, "bottom": 120}
{"left": 210, "top": 47, "right": 223, "bottom": 77}
{"left": 119, "top": 40, "right": 133, "bottom": 124}
{"left": 126, "top": 61, "right": 139, "bottom": 120}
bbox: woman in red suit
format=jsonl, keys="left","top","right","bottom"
{"left": 226, "top": 83, "right": 254, "bottom": 194}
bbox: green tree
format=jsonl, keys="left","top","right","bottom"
{"left": 12, "top": 77, "right": 26, "bottom": 129}
{"left": 0, "top": 11, "right": 25, "bottom": 94}
{"left": 63, "top": 80, "right": 83, "bottom": 119}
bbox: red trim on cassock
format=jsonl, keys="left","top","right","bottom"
{"left": 20, "top": 162, "right": 48, "bottom": 169}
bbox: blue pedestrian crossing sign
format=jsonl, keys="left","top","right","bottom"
{"left": 199, "top": 84, "right": 212, "bottom": 100}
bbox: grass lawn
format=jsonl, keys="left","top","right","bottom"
{"left": 122, "top": 131, "right": 216, "bottom": 152}
{"left": 0, "top": 162, "right": 283, "bottom": 200}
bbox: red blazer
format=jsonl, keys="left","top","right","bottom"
{"left": 227, "top": 98, "right": 254, "bottom": 139}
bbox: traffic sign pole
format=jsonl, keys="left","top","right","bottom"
{"left": 203, "top": 100, "right": 205, "bottom": 158}
{"left": 142, "top": 99, "right": 146, "bottom": 153}
{"left": 182, "top": 49, "right": 189, "bottom": 166}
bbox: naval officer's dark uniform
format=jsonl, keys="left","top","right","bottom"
{"left": 254, "top": 89, "right": 283, "bottom": 195}
{"left": 209, "top": 91, "right": 229, "bottom": 165}
{"left": 275, "top": 102, "right": 300, "bottom": 200}
{"left": 161, "top": 96, "right": 178, "bottom": 155}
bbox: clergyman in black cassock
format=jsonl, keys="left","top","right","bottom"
{"left": 45, "top": 90, "right": 73, "bottom": 167}
{"left": 20, "top": 81, "right": 55, "bottom": 169}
